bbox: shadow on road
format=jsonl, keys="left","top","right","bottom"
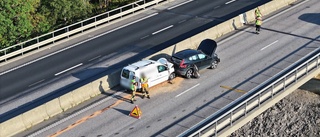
{"left": 299, "top": 13, "right": 320, "bottom": 25}
{"left": 299, "top": 78, "right": 320, "bottom": 95}
{"left": 113, "top": 108, "right": 131, "bottom": 116}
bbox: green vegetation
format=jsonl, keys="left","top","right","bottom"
{"left": 0, "top": 0, "right": 137, "bottom": 50}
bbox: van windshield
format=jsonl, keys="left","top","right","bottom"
{"left": 121, "top": 69, "right": 130, "bottom": 79}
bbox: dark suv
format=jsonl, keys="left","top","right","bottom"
{"left": 171, "top": 39, "right": 220, "bottom": 78}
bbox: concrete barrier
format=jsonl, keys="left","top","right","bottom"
{"left": 91, "top": 77, "right": 108, "bottom": 95}
{"left": 21, "top": 105, "right": 49, "bottom": 129}
{"left": 72, "top": 83, "right": 93, "bottom": 103}
{"left": 0, "top": 115, "right": 26, "bottom": 137}
{"left": 0, "top": 0, "right": 299, "bottom": 136}
{"left": 59, "top": 92, "right": 76, "bottom": 111}
{"left": 45, "top": 98, "right": 64, "bottom": 117}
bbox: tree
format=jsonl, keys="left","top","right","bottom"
{"left": 0, "top": 0, "right": 49, "bottom": 48}
{"left": 40, "top": 0, "right": 93, "bottom": 27}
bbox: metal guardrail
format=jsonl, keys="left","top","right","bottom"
{"left": 179, "top": 47, "right": 320, "bottom": 137}
{"left": 0, "top": 0, "right": 166, "bottom": 62}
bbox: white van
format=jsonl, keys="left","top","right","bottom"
{"left": 120, "top": 58, "right": 175, "bottom": 90}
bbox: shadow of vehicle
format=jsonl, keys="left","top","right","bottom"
{"left": 298, "top": 13, "right": 320, "bottom": 25}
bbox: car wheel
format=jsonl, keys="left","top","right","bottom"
{"left": 185, "top": 69, "right": 193, "bottom": 79}
{"left": 210, "top": 60, "right": 218, "bottom": 69}
{"left": 169, "top": 73, "right": 175, "bottom": 80}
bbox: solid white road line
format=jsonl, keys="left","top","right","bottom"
{"left": 0, "top": 13, "right": 159, "bottom": 76}
{"left": 225, "top": 0, "right": 236, "bottom": 5}
{"left": 167, "top": 0, "right": 193, "bottom": 10}
{"left": 54, "top": 63, "right": 83, "bottom": 76}
{"left": 28, "top": 79, "right": 45, "bottom": 87}
{"left": 152, "top": 25, "right": 174, "bottom": 35}
{"left": 260, "top": 40, "right": 278, "bottom": 51}
{"left": 176, "top": 83, "right": 200, "bottom": 98}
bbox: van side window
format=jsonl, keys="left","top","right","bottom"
{"left": 158, "top": 65, "right": 168, "bottom": 73}
{"left": 121, "top": 69, "right": 130, "bottom": 79}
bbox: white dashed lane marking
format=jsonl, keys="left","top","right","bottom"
{"left": 167, "top": 0, "right": 193, "bottom": 10}
{"left": 261, "top": 40, "right": 279, "bottom": 51}
{"left": 176, "top": 83, "right": 200, "bottom": 98}
{"left": 214, "top": 6, "right": 221, "bottom": 9}
{"left": 225, "top": 0, "right": 236, "bottom": 5}
{"left": 152, "top": 25, "right": 174, "bottom": 35}
{"left": 54, "top": 63, "right": 83, "bottom": 76}
{"left": 178, "top": 19, "right": 187, "bottom": 24}
{"left": 140, "top": 35, "right": 150, "bottom": 39}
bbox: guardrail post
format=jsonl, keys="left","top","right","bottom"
{"left": 120, "top": 8, "right": 123, "bottom": 17}
{"left": 21, "top": 45, "right": 24, "bottom": 55}
{"left": 108, "top": 12, "right": 110, "bottom": 23}
{"left": 144, "top": 0, "right": 146, "bottom": 9}
{"left": 258, "top": 94, "right": 261, "bottom": 108}
{"left": 271, "top": 85, "right": 274, "bottom": 99}
{"left": 230, "top": 111, "right": 233, "bottom": 126}
{"left": 306, "top": 63, "right": 309, "bottom": 75}
{"left": 295, "top": 70, "right": 297, "bottom": 83}
{"left": 4, "top": 50, "right": 7, "bottom": 61}
{"left": 244, "top": 102, "right": 247, "bottom": 117}
{"left": 317, "top": 56, "right": 319, "bottom": 68}
{"left": 35, "top": 38, "right": 39, "bottom": 49}
{"left": 95, "top": 17, "right": 97, "bottom": 27}
{"left": 52, "top": 33, "right": 55, "bottom": 43}
{"left": 67, "top": 27, "right": 69, "bottom": 38}
{"left": 81, "top": 22, "right": 84, "bottom": 32}
{"left": 283, "top": 77, "right": 286, "bottom": 91}
{"left": 215, "top": 122, "right": 217, "bottom": 137}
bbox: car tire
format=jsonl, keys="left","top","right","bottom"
{"left": 210, "top": 60, "right": 218, "bottom": 69}
{"left": 169, "top": 73, "right": 175, "bottom": 80}
{"left": 185, "top": 69, "right": 193, "bottom": 79}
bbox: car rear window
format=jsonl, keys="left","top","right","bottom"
{"left": 121, "top": 69, "right": 130, "bottom": 79}
{"left": 171, "top": 56, "right": 182, "bottom": 64}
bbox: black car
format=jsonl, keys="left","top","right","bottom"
{"left": 171, "top": 39, "right": 220, "bottom": 78}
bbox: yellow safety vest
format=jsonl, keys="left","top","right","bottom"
{"left": 255, "top": 8, "right": 262, "bottom": 18}
{"left": 141, "top": 78, "right": 148, "bottom": 88}
{"left": 131, "top": 79, "right": 136, "bottom": 90}
{"left": 256, "top": 19, "right": 262, "bottom": 25}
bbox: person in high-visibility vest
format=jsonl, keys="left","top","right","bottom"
{"left": 130, "top": 76, "right": 137, "bottom": 103}
{"left": 140, "top": 75, "right": 150, "bottom": 99}
{"left": 255, "top": 7, "right": 262, "bottom": 19}
{"left": 255, "top": 16, "right": 262, "bottom": 34}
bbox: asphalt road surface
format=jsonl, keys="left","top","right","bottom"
{"left": 17, "top": 0, "right": 320, "bottom": 136}
{"left": 0, "top": 0, "right": 269, "bottom": 122}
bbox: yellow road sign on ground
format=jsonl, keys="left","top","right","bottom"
{"left": 129, "top": 105, "right": 142, "bottom": 119}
